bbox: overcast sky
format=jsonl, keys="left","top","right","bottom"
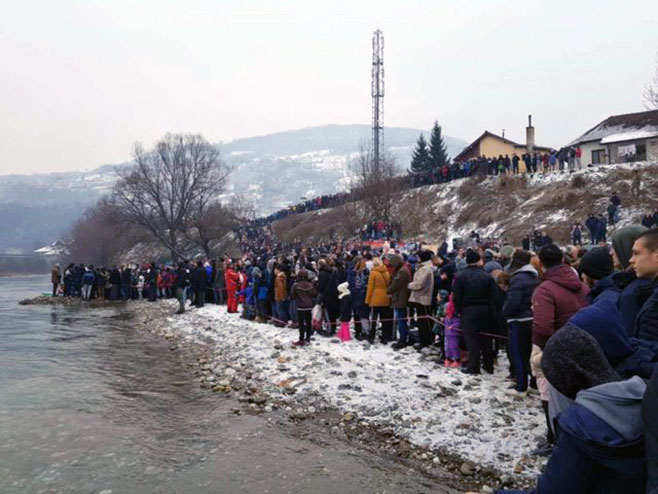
{"left": 1, "top": 0, "right": 657, "bottom": 174}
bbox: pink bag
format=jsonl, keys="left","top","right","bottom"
{"left": 338, "top": 322, "right": 351, "bottom": 342}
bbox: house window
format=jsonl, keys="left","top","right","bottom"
{"left": 592, "top": 149, "right": 606, "bottom": 164}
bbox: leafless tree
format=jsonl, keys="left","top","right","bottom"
{"left": 644, "top": 52, "right": 658, "bottom": 110}
{"left": 350, "top": 144, "right": 401, "bottom": 222}
{"left": 66, "top": 198, "right": 144, "bottom": 266}
{"left": 114, "top": 133, "right": 230, "bottom": 261}
{"left": 183, "top": 196, "right": 254, "bottom": 258}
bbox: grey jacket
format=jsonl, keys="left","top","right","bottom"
{"left": 408, "top": 261, "right": 434, "bottom": 306}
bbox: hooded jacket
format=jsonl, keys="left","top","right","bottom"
{"left": 502, "top": 264, "right": 539, "bottom": 321}
{"left": 365, "top": 264, "right": 391, "bottom": 307}
{"left": 498, "top": 377, "right": 647, "bottom": 494}
{"left": 387, "top": 254, "right": 411, "bottom": 309}
{"left": 587, "top": 272, "right": 621, "bottom": 306}
{"left": 568, "top": 300, "right": 657, "bottom": 379}
{"left": 347, "top": 267, "right": 369, "bottom": 315}
{"left": 532, "top": 264, "right": 589, "bottom": 348}
{"left": 290, "top": 279, "right": 317, "bottom": 310}
{"left": 616, "top": 272, "right": 656, "bottom": 336}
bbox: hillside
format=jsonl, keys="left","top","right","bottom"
{"left": 272, "top": 162, "right": 658, "bottom": 246}
{"left": 0, "top": 124, "right": 466, "bottom": 253}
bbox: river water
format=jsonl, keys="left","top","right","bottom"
{"left": 0, "top": 276, "right": 457, "bottom": 494}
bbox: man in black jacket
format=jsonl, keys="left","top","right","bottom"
{"left": 192, "top": 261, "right": 207, "bottom": 308}
{"left": 453, "top": 249, "right": 497, "bottom": 375}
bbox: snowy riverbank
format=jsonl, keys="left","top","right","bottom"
{"left": 143, "top": 301, "right": 547, "bottom": 488}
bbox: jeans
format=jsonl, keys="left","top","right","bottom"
{"left": 81, "top": 285, "right": 92, "bottom": 300}
{"left": 508, "top": 320, "right": 532, "bottom": 391}
{"left": 395, "top": 308, "right": 408, "bottom": 343}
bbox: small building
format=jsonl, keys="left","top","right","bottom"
{"left": 569, "top": 109, "right": 658, "bottom": 167}
{"left": 454, "top": 116, "right": 552, "bottom": 170}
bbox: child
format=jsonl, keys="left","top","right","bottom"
{"left": 290, "top": 270, "right": 317, "bottom": 346}
{"left": 443, "top": 294, "right": 461, "bottom": 368}
{"left": 236, "top": 277, "right": 256, "bottom": 320}
{"left": 337, "top": 282, "right": 352, "bottom": 342}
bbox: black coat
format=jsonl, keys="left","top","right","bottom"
{"left": 318, "top": 267, "right": 339, "bottom": 309}
{"left": 452, "top": 265, "right": 496, "bottom": 314}
{"left": 635, "top": 284, "right": 658, "bottom": 342}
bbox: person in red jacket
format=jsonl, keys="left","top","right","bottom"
{"left": 530, "top": 243, "right": 589, "bottom": 455}
{"left": 224, "top": 260, "right": 240, "bottom": 313}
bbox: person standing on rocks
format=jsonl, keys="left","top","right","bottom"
{"left": 407, "top": 249, "right": 436, "bottom": 350}
{"left": 290, "top": 269, "right": 317, "bottom": 346}
{"left": 365, "top": 257, "right": 392, "bottom": 344}
{"left": 51, "top": 263, "right": 61, "bottom": 297}
{"left": 452, "top": 250, "right": 496, "bottom": 374}
{"left": 273, "top": 264, "right": 289, "bottom": 327}
{"left": 224, "top": 260, "right": 240, "bottom": 314}
{"left": 174, "top": 261, "right": 191, "bottom": 314}
{"left": 387, "top": 253, "right": 411, "bottom": 350}
{"left": 347, "top": 256, "right": 370, "bottom": 340}
{"left": 502, "top": 250, "right": 539, "bottom": 397}
{"left": 192, "top": 261, "right": 206, "bottom": 308}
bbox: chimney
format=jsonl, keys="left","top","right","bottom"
{"left": 526, "top": 114, "right": 535, "bottom": 153}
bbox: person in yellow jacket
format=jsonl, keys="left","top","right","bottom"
{"left": 365, "top": 257, "right": 393, "bottom": 344}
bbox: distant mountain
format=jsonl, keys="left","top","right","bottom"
{"left": 0, "top": 124, "right": 466, "bottom": 253}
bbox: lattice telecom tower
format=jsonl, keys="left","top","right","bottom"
{"left": 371, "top": 29, "right": 384, "bottom": 168}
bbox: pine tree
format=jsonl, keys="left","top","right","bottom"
{"left": 410, "top": 133, "right": 432, "bottom": 173}
{"left": 429, "top": 121, "right": 450, "bottom": 170}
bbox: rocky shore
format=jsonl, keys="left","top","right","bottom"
{"left": 127, "top": 300, "right": 547, "bottom": 493}
{"left": 19, "top": 295, "right": 127, "bottom": 308}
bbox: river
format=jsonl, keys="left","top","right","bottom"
{"left": 0, "top": 276, "right": 457, "bottom": 494}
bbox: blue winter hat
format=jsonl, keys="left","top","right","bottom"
{"left": 567, "top": 300, "right": 633, "bottom": 366}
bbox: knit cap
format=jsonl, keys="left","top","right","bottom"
{"left": 579, "top": 246, "right": 614, "bottom": 280}
{"left": 465, "top": 249, "right": 481, "bottom": 265}
{"left": 541, "top": 325, "right": 619, "bottom": 399}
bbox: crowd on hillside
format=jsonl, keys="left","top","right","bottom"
{"left": 245, "top": 146, "right": 604, "bottom": 229}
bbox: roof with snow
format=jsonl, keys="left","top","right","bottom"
{"left": 570, "top": 109, "right": 658, "bottom": 145}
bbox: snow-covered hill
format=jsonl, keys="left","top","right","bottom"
{"left": 0, "top": 125, "right": 466, "bottom": 253}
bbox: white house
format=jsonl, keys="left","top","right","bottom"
{"left": 570, "top": 109, "right": 658, "bottom": 167}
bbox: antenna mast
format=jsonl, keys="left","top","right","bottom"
{"left": 371, "top": 29, "right": 384, "bottom": 169}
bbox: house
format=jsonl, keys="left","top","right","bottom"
{"left": 453, "top": 116, "right": 552, "bottom": 171}
{"left": 569, "top": 109, "right": 658, "bottom": 167}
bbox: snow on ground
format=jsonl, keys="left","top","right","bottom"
{"left": 162, "top": 303, "right": 546, "bottom": 477}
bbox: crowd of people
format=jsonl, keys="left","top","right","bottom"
{"left": 50, "top": 207, "right": 658, "bottom": 494}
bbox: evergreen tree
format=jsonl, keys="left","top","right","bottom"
{"left": 410, "top": 133, "right": 432, "bottom": 173}
{"left": 429, "top": 121, "right": 450, "bottom": 170}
